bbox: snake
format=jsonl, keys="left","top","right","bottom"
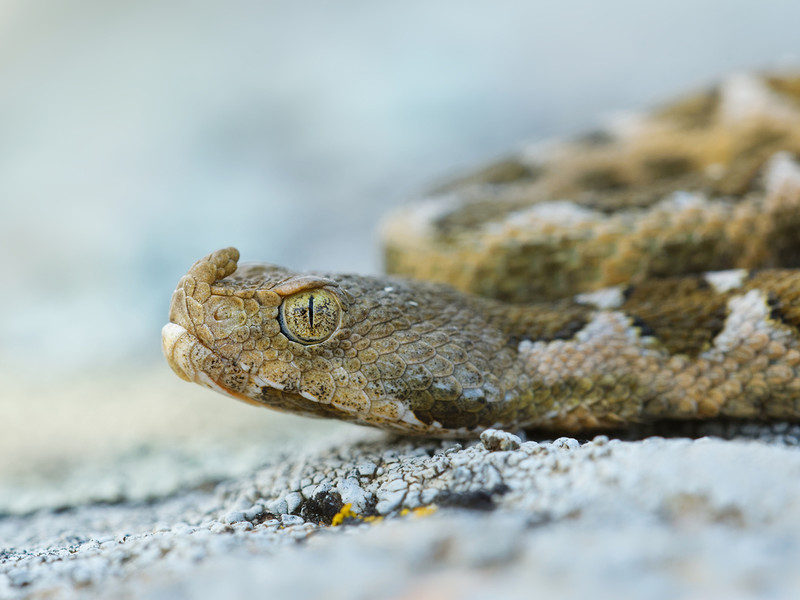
{"left": 162, "top": 71, "right": 800, "bottom": 437}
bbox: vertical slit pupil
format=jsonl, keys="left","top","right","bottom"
{"left": 308, "top": 294, "right": 314, "bottom": 330}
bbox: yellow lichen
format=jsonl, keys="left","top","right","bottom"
{"left": 331, "top": 503, "right": 357, "bottom": 527}
{"left": 330, "top": 503, "right": 437, "bottom": 526}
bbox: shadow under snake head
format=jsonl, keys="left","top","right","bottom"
{"left": 162, "top": 247, "right": 541, "bottom": 437}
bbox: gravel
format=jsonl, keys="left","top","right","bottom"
{"left": 3, "top": 423, "right": 800, "bottom": 599}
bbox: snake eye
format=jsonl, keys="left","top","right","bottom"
{"left": 279, "top": 289, "right": 340, "bottom": 344}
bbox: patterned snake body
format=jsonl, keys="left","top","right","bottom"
{"left": 163, "top": 72, "right": 800, "bottom": 437}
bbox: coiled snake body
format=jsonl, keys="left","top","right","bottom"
{"left": 163, "top": 72, "right": 800, "bottom": 437}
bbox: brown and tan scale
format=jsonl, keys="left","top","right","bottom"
{"left": 163, "top": 71, "right": 800, "bottom": 437}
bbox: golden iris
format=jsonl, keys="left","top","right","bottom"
{"left": 279, "top": 289, "right": 340, "bottom": 344}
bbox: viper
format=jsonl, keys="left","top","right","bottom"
{"left": 162, "top": 72, "right": 800, "bottom": 437}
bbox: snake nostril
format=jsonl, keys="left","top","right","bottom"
{"left": 212, "top": 305, "right": 247, "bottom": 325}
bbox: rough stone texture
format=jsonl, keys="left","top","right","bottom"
{"left": 3, "top": 412, "right": 800, "bottom": 599}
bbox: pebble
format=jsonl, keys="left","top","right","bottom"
{"left": 243, "top": 504, "right": 264, "bottom": 520}
{"left": 375, "top": 489, "right": 407, "bottom": 514}
{"left": 336, "top": 478, "right": 368, "bottom": 512}
{"left": 267, "top": 498, "right": 288, "bottom": 516}
{"left": 261, "top": 519, "right": 280, "bottom": 528}
{"left": 284, "top": 492, "right": 303, "bottom": 514}
{"left": 481, "top": 429, "right": 522, "bottom": 451}
{"left": 383, "top": 478, "right": 409, "bottom": 493}
{"left": 356, "top": 462, "right": 378, "bottom": 477}
{"left": 553, "top": 437, "right": 581, "bottom": 450}
{"left": 223, "top": 510, "right": 244, "bottom": 524}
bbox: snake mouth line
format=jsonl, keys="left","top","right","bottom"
{"left": 160, "top": 323, "right": 246, "bottom": 399}
{"left": 161, "top": 323, "right": 194, "bottom": 382}
{"left": 161, "top": 322, "right": 227, "bottom": 393}
{"left": 161, "top": 322, "right": 293, "bottom": 408}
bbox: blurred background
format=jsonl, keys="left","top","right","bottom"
{"left": 1, "top": 0, "right": 799, "bottom": 504}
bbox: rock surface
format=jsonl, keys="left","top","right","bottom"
{"left": 3, "top": 385, "right": 800, "bottom": 600}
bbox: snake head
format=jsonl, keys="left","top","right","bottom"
{"left": 162, "top": 248, "right": 518, "bottom": 436}
{"left": 161, "top": 247, "right": 368, "bottom": 418}
{"left": 163, "top": 245, "right": 477, "bottom": 435}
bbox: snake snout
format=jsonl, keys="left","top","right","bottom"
{"left": 161, "top": 322, "right": 195, "bottom": 382}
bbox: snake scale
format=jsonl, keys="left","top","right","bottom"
{"left": 163, "top": 72, "right": 800, "bottom": 437}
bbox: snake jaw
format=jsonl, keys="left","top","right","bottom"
{"left": 161, "top": 321, "right": 271, "bottom": 409}
{"left": 161, "top": 322, "right": 194, "bottom": 382}
{"left": 160, "top": 321, "right": 230, "bottom": 393}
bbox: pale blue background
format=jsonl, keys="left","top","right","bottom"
{"left": 1, "top": 0, "right": 799, "bottom": 375}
